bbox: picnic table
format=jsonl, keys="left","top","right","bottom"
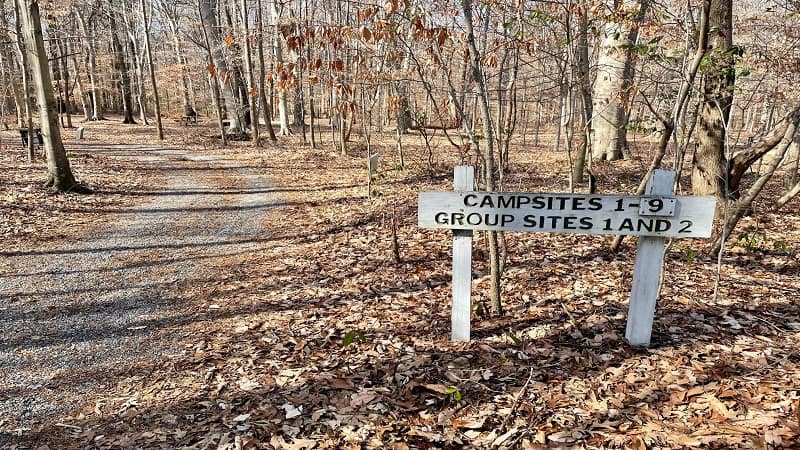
{"left": 181, "top": 114, "right": 198, "bottom": 126}
{"left": 19, "top": 128, "right": 43, "bottom": 148}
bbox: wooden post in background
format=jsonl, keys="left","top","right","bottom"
{"left": 451, "top": 166, "right": 474, "bottom": 341}
{"left": 626, "top": 169, "right": 676, "bottom": 347}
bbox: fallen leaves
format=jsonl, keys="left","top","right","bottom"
{"left": 3, "top": 120, "right": 800, "bottom": 448}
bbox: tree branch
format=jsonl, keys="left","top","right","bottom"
{"left": 728, "top": 105, "right": 800, "bottom": 193}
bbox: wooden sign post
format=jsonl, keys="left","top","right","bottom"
{"left": 368, "top": 153, "right": 380, "bottom": 176}
{"left": 419, "top": 167, "right": 715, "bottom": 347}
{"left": 626, "top": 170, "right": 674, "bottom": 346}
{"left": 451, "top": 166, "right": 474, "bottom": 341}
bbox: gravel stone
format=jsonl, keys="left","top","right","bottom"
{"left": 0, "top": 146, "right": 272, "bottom": 444}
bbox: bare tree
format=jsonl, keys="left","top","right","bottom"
{"left": 271, "top": 0, "right": 290, "bottom": 135}
{"left": 75, "top": 5, "right": 105, "bottom": 120}
{"left": 109, "top": 0, "right": 136, "bottom": 123}
{"left": 199, "top": 0, "right": 244, "bottom": 133}
{"left": 12, "top": 0, "right": 34, "bottom": 160}
{"left": 462, "top": 0, "right": 502, "bottom": 314}
{"left": 16, "top": 0, "right": 80, "bottom": 191}
{"left": 158, "top": 0, "right": 194, "bottom": 117}
{"left": 239, "top": 0, "right": 259, "bottom": 144}
{"left": 140, "top": 0, "right": 163, "bottom": 138}
{"left": 255, "top": 0, "right": 277, "bottom": 141}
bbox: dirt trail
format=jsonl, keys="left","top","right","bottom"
{"left": 0, "top": 144, "right": 272, "bottom": 443}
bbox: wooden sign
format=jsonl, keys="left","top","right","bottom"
{"left": 419, "top": 167, "right": 716, "bottom": 347}
{"left": 419, "top": 192, "right": 715, "bottom": 238}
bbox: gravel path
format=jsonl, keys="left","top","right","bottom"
{"left": 0, "top": 145, "right": 272, "bottom": 443}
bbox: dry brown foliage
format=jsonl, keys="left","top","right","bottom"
{"left": 1, "top": 118, "right": 798, "bottom": 448}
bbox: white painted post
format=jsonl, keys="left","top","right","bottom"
{"left": 626, "top": 169, "right": 676, "bottom": 347}
{"left": 368, "top": 153, "right": 379, "bottom": 176}
{"left": 451, "top": 166, "right": 474, "bottom": 341}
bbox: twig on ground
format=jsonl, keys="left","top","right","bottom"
{"left": 500, "top": 367, "right": 534, "bottom": 431}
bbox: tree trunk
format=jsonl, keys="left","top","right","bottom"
{"left": 173, "top": 39, "right": 193, "bottom": 116}
{"left": 573, "top": 3, "right": 593, "bottom": 183}
{"left": 255, "top": 0, "right": 277, "bottom": 141}
{"left": 197, "top": 0, "right": 227, "bottom": 145}
{"left": 7, "top": 57, "right": 25, "bottom": 128}
{"left": 271, "top": 0, "right": 290, "bottom": 135}
{"left": 70, "top": 50, "right": 91, "bottom": 121}
{"left": 0, "top": 45, "right": 20, "bottom": 129}
{"left": 17, "top": 0, "right": 78, "bottom": 191}
{"left": 109, "top": 3, "right": 136, "bottom": 124}
{"left": 158, "top": 0, "right": 193, "bottom": 117}
{"left": 396, "top": 83, "right": 411, "bottom": 133}
{"left": 591, "top": 0, "right": 648, "bottom": 161}
{"left": 609, "top": 0, "right": 711, "bottom": 252}
{"left": 121, "top": 0, "right": 149, "bottom": 125}
{"left": 776, "top": 131, "right": 800, "bottom": 209}
{"left": 692, "top": 0, "right": 733, "bottom": 205}
{"left": 54, "top": 39, "right": 73, "bottom": 128}
{"left": 712, "top": 125, "right": 797, "bottom": 254}
{"left": 240, "top": 0, "right": 260, "bottom": 144}
{"left": 76, "top": 10, "right": 104, "bottom": 120}
{"left": 729, "top": 106, "right": 800, "bottom": 192}
{"left": 293, "top": 85, "right": 303, "bottom": 127}
{"left": 12, "top": 0, "right": 35, "bottom": 161}
{"left": 786, "top": 131, "right": 800, "bottom": 188}
{"left": 462, "top": 0, "right": 502, "bottom": 315}
{"left": 0, "top": 3, "right": 22, "bottom": 129}
{"left": 48, "top": 39, "right": 66, "bottom": 128}
{"left": 199, "top": 0, "right": 242, "bottom": 132}
{"left": 140, "top": 0, "right": 163, "bottom": 138}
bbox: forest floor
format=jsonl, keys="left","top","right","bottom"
{"left": 0, "top": 117, "right": 799, "bottom": 449}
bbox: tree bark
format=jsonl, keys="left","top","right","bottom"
{"left": 692, "top": 0, "right": 733, "bottom": 203}
{"left": 610, "top": 0, "right": 711, "bottom": 252}
{"left": 6, "top": 55, "right": 25, "bottom": 128}
{"left": 240, "top": 0, "right": 260, "bottom": 144}
{"left": 54, "top": 38, "right": 73, "bottom": 128}
{"left": 572, "top": 2, "right": 593, "bottom": 183}
{"left": 199, "top": 0, "right": 242, "bottom": 132}
{"left": 712, "top": 124, "right": 797, "bottom": 254}
{"left": 140, "top": 0, "right": 163, "bottom": 139}
{"left": 197, "top": 0, "right": 227, "bottom": 145}
{"left": 76, "top": 9, "right": 105, "bottom": 120}
{"left": 728, "top": 106, "right": 800, "bottom": 195}
{"left": 0, "top": 45, "right": 19, "bottom": 129}
{"left": 271, "top": 0, "right": 290, "bottom": 135}
{"left": 158, "top": 0, "right": 194, "bottom": 116}
{"left": 109, "top": 2, "right": 136, "bottom": 124}
{"left": 591, "top": 0, "right": 648, "bottom": 161}
{"left": 776, "top": 131, "right": 800, "bottom": 209}
{"left": 12, "top": 0, "right": 35, "bottom": 161}
{"left": 17, "top": 0, "right": 78, "bottom": 191}
{"left": 255, "top": 0, "right": 277, "bottom": 141}
{"left": 0, "top": 2, "right": 22, "bottom": 129}
{"left": 70, "top": 48, "right": 91, "bottom": 121}
{"left": 462, "top": 0, "right": 502, "bottom": 315}
{"left": 121, "top": 0, "right": 148, "bottom": 124}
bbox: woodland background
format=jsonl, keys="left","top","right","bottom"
{"left": 1, "top": 0, "right": 800, "bottom": 448}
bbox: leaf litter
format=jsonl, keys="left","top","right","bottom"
{"left": 1, "top": 119, "right": 799, "bottom": 449}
